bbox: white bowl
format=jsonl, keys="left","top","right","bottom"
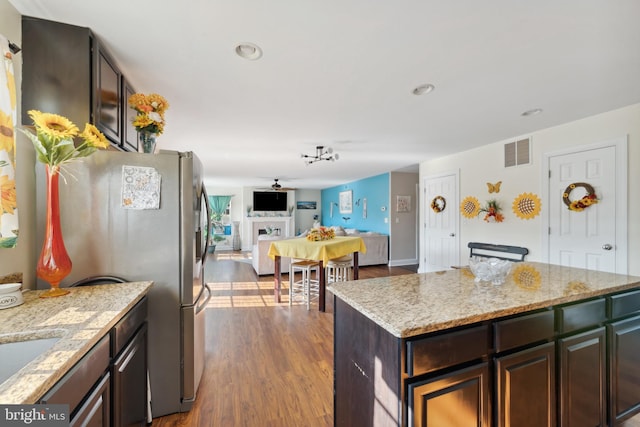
{"left": 468, "top": 257, "right": 512, "bottom": 285}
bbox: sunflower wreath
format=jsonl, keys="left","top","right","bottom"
{"left": 430, "top": 196, "right": 446, "bottom": 213}
{"left": 563, "top": 182, "right": 599, "bottom": 212}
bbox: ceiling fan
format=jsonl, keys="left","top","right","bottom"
{"left": 260, "top": 178, "right": 296, "bottom": 192}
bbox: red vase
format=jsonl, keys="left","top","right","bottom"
{"left": 37, "top": 165, "right": 71, "bottom": 297}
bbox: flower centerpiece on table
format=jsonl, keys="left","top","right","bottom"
{"left": 306, "top": 226, "right": 335, "bottom": 241}
{"left": 480, "top": 199, "right": 504, "bottom": 223}
{"left": 128, "top": 93, "right": 169, "bottom": 153}
{"left": 20, "top": 110, "right": 109, "bottom": 298}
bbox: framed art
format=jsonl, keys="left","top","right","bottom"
{"left": 397, "top": 195, "right": 411, "bottom": 213}
{"left": 339, "top": 190, "right": 353, "bottom": 214}
{"left": 296, "top": 201, "right": 317, "bottom": 210}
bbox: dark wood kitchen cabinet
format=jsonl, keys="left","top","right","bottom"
{"left": 607, "top": 289, "right": 640, "bottom": 425}
{"left": 21, "top": 16, "right": 133, "bottom": 151}
{"left": 39, "top": 297, "right": 148, "bottom": 427}
{"left": 495, "top": 342, "right": 556, "bottom": 427}
{"left": 334, "top": 285, "right": 640, "bottom": 427}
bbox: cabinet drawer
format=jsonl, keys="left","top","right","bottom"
{"left": 494, "top": 310, "right": 555, "bottom": 353}
{"left": 406, "top": 324, "right": 489, "bottom": 377}
{"left": 111, "top": 297, "right": 147, "bottom": 356}
{"left": 40, "top": 335, "right": 110, "bottom": 413}
{"left": 557, "top": 298, "right": 606, "bottom": 334}
{"left": 609, "top": 289, "right": 640, "bottom": 319}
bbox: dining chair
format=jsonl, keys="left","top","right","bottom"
{"left": 289, "top": 259, "right": 320, "bottom": 310}
{"left": 326, "top": 255, "right": 353, "bottom": 284}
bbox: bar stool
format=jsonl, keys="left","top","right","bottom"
{"left": 326, "top": 255, "right": 352, "bottom": 284}
{"left": 289, "top": 259, "right": 320, "bottom": 310}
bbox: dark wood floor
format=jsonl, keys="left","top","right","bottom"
{"left": 151, "top": 251, "right": 417, "bottom": 427}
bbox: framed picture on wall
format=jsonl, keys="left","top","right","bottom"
{"left": 339, "top": 190, "right": 353, "bottom": 214}
{"left": 296, "top": 201, "right": 317, "bottom": 210}
{"left": 397, "top": 195, "right": 411, "bottom": 212}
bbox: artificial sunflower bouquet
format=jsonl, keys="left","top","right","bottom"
{"left": 20, "top": 110, "right": 109, "bottom": 172}
{"left": 306, "top": 226, "right": 335, "bottom": 242}
{"left": 128, "top": 93, "right": 169, "bottom": 135}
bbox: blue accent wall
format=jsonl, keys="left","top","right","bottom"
{"left": 321, "top": 173, "right": 390, "bottom": 234}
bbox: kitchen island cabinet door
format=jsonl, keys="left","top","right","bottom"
{"left": 408, "top": 363, "right": 489, "bottom": 427}
{"left": 495, "top": 342, "right": 556, "bottom": 427}
{"left": 558, "top": 327, "right": 606, "bottom": 427}
{"left": 608, "top": 315, "right": 640, "bottom": 425}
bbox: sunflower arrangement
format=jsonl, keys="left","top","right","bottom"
{"left": 128, "top": 93, "right": 169, "bottom": 135}
{"left": 306, "top": 226, "right": 335, "bottom": 242}
{"left": 20, "top": 110, "right": 109, "bottom": 172}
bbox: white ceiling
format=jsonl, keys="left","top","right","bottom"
{"left": 9, "top": 0, "right": 640, "bottom": 190}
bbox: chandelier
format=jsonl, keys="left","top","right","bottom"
{"left": 301, "top": 146, "right": 339, "bottom": 165}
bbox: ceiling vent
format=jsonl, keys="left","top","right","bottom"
{"left": 504, "top": 138, "right": 531, "bottom": 167}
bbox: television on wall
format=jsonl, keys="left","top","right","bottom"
{"left": 253, "top": 191, "right": 288, "bottom": 211}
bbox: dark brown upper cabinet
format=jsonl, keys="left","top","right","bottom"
{"left": 22, "top": 16, "right": 134, "bottom": 151}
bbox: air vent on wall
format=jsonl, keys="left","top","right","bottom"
{"left": 504, "top": 138, "right": 531, "bottom": 167}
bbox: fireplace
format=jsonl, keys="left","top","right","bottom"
{"left": 248, "top": 217, "right": 293, "bottom": 245}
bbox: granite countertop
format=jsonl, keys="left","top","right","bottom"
{"left": 0, "top": 282, "right": 152, "bottom": 404}
{"left": 328, "top": 262, "right": 640, "bottom": 338}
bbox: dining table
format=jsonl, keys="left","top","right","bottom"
{"left": 268, "top": 236, "right": 367, "bottom": 311}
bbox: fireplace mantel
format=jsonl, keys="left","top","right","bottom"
{"left": 247, "top": 216, "right": 294, "bottom": 245}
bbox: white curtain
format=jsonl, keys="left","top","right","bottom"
{"left": 0, "top": 35, "right": 18, "bottom": 248}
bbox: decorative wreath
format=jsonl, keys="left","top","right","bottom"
{"left": 563, "top": 182, "right": 599, "bottom": 212}
{"left": 430, "top": 196, "right": 446, "bottom": 213}
{"left": 513, "top": 192, "right": 542, "bottom": 220}
{"left": 460, "top": 196, "right": 480, "bottom": 219}
{"left": 513, "top": 265, "right": 541, "bottom": 290}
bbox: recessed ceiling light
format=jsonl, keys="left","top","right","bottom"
{"left": 412, "top": 84, "right": 435, "bottom": 96}
{"left": 235, "top": 43, "right": 263, "bottom": 60}
{"left": 521, "top": 108, "right": 543, "bottom": 117}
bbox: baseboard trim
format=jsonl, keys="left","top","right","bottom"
{"left": 389, "top": 258, "right": 419, "bottom": 267}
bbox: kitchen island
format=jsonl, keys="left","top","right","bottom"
{"left": 0, "top": 282, "right": 151, "bottom": 425}
{"left": 328, "top": 262, "right": 640, "bottom": 427}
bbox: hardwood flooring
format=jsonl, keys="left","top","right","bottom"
{"left": 151, "top": 251, "right": 416, "bottom": 427}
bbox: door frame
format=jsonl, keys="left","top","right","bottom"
{"left": 419, "top": 170, "right": 460, "bottom": 273}
{"left": 541, "top": 137, "right": 628, "bottom": 273}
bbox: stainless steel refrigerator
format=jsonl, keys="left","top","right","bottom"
{"left": 35, "top": 149, "right": 211, "bottom": 417}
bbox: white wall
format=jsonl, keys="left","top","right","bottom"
{"left": 419, "top": 103, "right": 640, "bottom": 275}
{"left": 294, "top": 189, "right": 321, "bottom": 234}
{"left": 390, "top": 172, "right": 419, "bottom": 265}
{"left": 0, "top": 0, "right": 38, "bottom": 288}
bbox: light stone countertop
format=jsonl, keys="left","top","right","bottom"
{"left": 328, "top": 262, "right": 640, "bottom": 338}
{"left": 0, "top": 282, "right": 152, "bottom": 404}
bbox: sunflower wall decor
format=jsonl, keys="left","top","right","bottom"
{"left": 460, "top": 196, "right": 480, "bottom": 219}
{"left": 513, "top": 264, "right": 541, "bottom": 290}
{"left": 430, "top": 196, "right": 446, "bottom": 213}
{"left": 480, "top": 199, "right": 504, "bottom": 222}
{"left": 563, "top": 182, "right": 599, "bottom": 211}
{"left": 513, "top": 192, "right": 542, "bottom": 220}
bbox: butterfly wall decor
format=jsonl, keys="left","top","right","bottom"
{"left": 487, "top": 181, "right": 502, "bottom": 193}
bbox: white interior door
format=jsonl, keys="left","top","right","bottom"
{"left": 423, "top": 173, "right": 458, "bottom": 271}
{"left": 547, "top": 143, "right": 626, "bottom": 273}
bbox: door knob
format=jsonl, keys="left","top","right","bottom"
{"left": 449, "top": 233, "right": 455, "bottom": 237}
{"left": 602, "top": 244, "right": 613, "bottom": 251}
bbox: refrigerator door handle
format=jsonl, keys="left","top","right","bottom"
{"left": 196, "top": 283, "right": 211, "bottom": 315}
